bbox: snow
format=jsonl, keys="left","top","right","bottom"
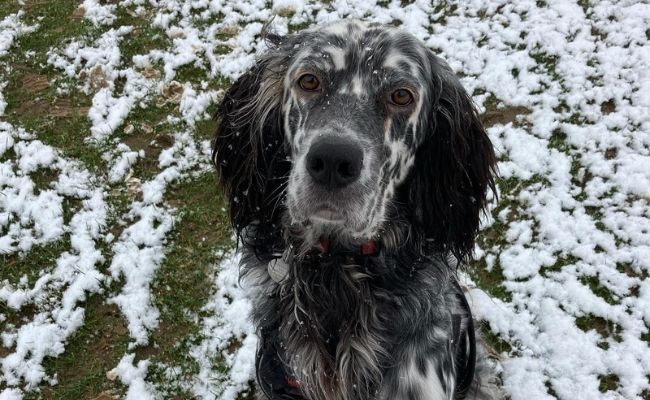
{"left": 1, "top": 0, "right": 649, "bottom": 399}
{"left": 78, "top": 0, "right": 118, "bottom": 27}
{"left": 107, "top": 202, "right": 175, "bottom": 347}
{"left": 0, "top": 121, "right": 108, "bottom": 393}
{"left": 189, "top": 252, "right": 258, "bottom": 400}
{"left": 108, "top": 354, "right": 160, "bottom": 400}
{"left": 0, "top": 12, "right": 37, "bottom": 59}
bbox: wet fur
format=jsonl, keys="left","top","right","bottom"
{"left": 213, "top": 20, "right": 500, "bottom": 400}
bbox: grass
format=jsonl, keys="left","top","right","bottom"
{"left": 575, "top": 315, "right": 622, "bottom": 343}
{"left": 2, "top": 57, "right": 104, "bottom": 169}
{"left": 36, "top": 297, "right": 130, "bottom": 400}
{"left": 469, "top": 257, "right": 512, "bottom": 302}
{"left": 0, "top": 2, "right": 235, "bottom": 397}
{"left": 1, "top": 1, "right": 99, "bottom": 66}
{"left": 138, "top": 173, "right": 232, "bottom": 365}
{"left": 129, "top": 173, "right": 234, "bottom": 398}
{"left": 579, "top": 275, "right": 619, "bottom": 305}
{"left": 0, "top": 238, "right": 71, "bottom": 287}
{"left": 479, "top": 321, "right": 513, "bottom": 355}
{"left": 598, "top": 374, "right": 620, "bottom": 393}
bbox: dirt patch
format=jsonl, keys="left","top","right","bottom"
{"left": 158, "top": 81, "right": 184, "bottom": 106}
{"left": 71, "top": 6, "right": 86, "bottom": 19}
{"left": 600, "top": 99, "right": 616, "bottom": 115}
{"left": 90, "top": 391, "right": 120, "bottom": 400}
{"left": 218, "top": 25, "right": 241, "bottom": 37}
{"left": 79, "top": 65, "right": 110, "bottom": 91}
{"left": 482, "top": 105, "right": 531, "bottom": 127}
{"left": 123, "top": 130, "right": 174, "bottom": 153}
{"left": 89, "top": 303, "right": 130, "bottom": 359}
{"left": 50, "top": 98, "right": 90, "bottom": 117}
{"left": 134, "top": 318, "right": 193, "bottom": 360}
{"left": 604, "top": 147, "right": 617, "bottom": 160}
{"left": 22, "top": 73, "right": 50, "bottom": 92}
{"left": 140, "top": 64, "right": 161, "bottom": 79}
{"left": 617, "top": 263, "right": 649, "bottom": 280}
{"left": 123, "top": 131, "right": 174, "bottom": 175}
{"left": 13, "top": 97, "right": 89, "bottom": 118}
{"left": 21, "top": 0, "right": 55, "bottom": 11}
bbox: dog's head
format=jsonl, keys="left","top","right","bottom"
{"left": 214, "top": 20, "right": 496, "bottom": 261}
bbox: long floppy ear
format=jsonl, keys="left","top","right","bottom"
{"left": 408, "top": 55, "right": 496, "bottom": 263}
{"left": 212, "top": 52, "right": 289, "bottom": 248}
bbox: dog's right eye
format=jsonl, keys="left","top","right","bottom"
{"left": 390, "top": 89, "right": 414, "bottom": 106}
{"left": 298, "top": 74, "right": 321, "bottom": 91}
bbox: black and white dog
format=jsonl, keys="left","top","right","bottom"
{"left": 213, "top": 20, "right": 500, "bottom": 400}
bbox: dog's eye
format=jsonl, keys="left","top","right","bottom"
{"left": 390, "top": 89, "right": 414, "bottom": 106}
{"left": 298, "top": 74, "right": 321, "bottom": 91}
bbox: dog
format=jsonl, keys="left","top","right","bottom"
{"left": 213, "top": 19, "right": 500, "bottom": 400}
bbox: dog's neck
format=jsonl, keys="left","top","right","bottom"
{"left": 281, "top": 215, "right": 409, "bottom": 258}
{"left": 317, "top": 238, "right": 379, "bottom": 256}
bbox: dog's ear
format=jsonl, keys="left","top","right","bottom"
{"left": 408, "top": 56, "right": 496, "bottom": 263}
{"left": 212, "top": 55, "right": 289, "bottom": 239}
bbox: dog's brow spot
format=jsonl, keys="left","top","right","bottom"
{"left": 321, "top": 20, "right": 367, "bottom": 38}
{"left": 382, "top": 49, "right": 418, "bottom": 76}
{"left": 324, "top": 46, "right": 346, "bottom": 70}
{"left": 382, "top": 50, "right": 403, "bottom": 69}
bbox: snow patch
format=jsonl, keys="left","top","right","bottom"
{"left": 190, "top": 252, "right": 258, "bottom": 400}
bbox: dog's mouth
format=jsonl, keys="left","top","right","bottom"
{"left": 308, "top": 205, "right": 345, "bottom": 224}
{"left": 287, "top": 171, "right": 383, "bottom": 237}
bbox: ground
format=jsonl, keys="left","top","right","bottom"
{"left": 0, "top": 1, "right": 649, "bottom": 399}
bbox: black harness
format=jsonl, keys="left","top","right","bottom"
{"left": 453, "top": 285, "right": 477, "bottom": 399}
{"left": 256, "top": 323, "right": 304, "bottom": 399}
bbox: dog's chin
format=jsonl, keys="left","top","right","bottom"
{"left": 309, "top": 209, "right": 346, "bottom": 225}
{"left": 288, "top": 205, "right": 350, "bottom": 228}
{"left": 287, "top": 204, "right": 379, "bottom": 242}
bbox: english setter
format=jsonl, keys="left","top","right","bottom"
{"left": 213, "top": 20, "right": 501, "bottom": 400}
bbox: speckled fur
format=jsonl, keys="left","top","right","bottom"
{"left": 213, "top": 20, "right": 500, "bottom": 400}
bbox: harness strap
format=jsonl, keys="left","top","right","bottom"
{"left": 453, "top": 289, "right": 477, "bottom": 399}
{"left": 256, "top": 325, "right": 304, "bottom": 399}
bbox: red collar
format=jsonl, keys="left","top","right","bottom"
{"left": 318, "top": 238, "right": 378, "bottom": 256}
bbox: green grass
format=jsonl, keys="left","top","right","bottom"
{"left": 598, "top": 373, "right": 620, "bottom": 393}
{"left": 0, "top": 1, "right": 236, "bottom": 397}
{"left": 469, "top": 258, "right": 512, "bottom": 303}
{"left": 126, "top": 174, "right": 234, "bottom": 398}
{"left": 575, "top": 315, "right": 622, "bottom": 342}
{"left": 579, "top": 275, "right": 619, "bottom": 305}
{"left": 2, "top": 65, "right": 105, "bottom": 169}
{"left": 35, "top": 296, "right": 131, "bottom": 400}
{"left": 141, "top": 172, "right": 232, "bottom": 351}
{"left": 479, "top": 321, "right": 513, "bottom": 355}
{"left": 0, "top": 238, "right": 71, "bottom": 287}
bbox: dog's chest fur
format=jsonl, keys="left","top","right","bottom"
{"left": 245, "top": 250, "right": 462, "bottom": 400}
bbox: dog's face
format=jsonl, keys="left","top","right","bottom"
{"left": 214, "top": 19, "right": 495, "bottom": 260}
{"left": 282, "top": 21, "right": 434, "bottom": 239}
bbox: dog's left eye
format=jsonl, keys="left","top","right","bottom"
{"left": 298, "top": 74, "right": 321, "bottom": 91}
{"left": 390, "top": 89, "right": 414, "bottom": 106}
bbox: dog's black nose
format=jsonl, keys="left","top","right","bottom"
{"left": 306, "top": 138, "right": 363, "bottom": 189}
